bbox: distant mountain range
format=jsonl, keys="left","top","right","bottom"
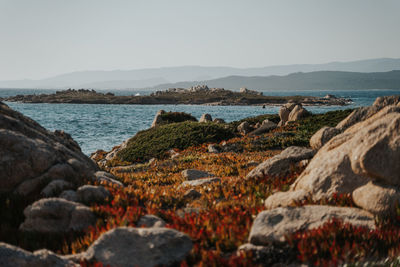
{"left": 0, "top": 58, "right": 400, "bottom": 90}
{"left": 153, "top": 70, "right": 400, "bottom": 91}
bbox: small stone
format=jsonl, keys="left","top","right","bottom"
{"left": 94, "top": 171, "right": 123, "bottom": 187}
{"left": 180, "top": 177, "right": 221, "bottom": 187}
{"left": 137, "top": 215, "right": 166, "bottom": 228}
{"left": 181, "top": 169, "right": 214, "bottom": 180}
{"left": 184, "top": 189, "right": 202, "bottom": 200}
{"left": 19, "top": 198, "right": 96, "bottom": 234}
{"left": 250, "top": 120, "right": 277, "bottom": 136}
{"left": 213, "top": 118, "right": 225, "bottom": 124}
{"left": 207, "top": 144, "right": 220, "bottom": 153}
{"left": 237, "top": 121, "right": 252, "bottom": 135}
{"left": 76, "top": 185, "right": 110, "bottom": 205}
{"left": 199, "top": 113, "right": 212, "bottom": 123}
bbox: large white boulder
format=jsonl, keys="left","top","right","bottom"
{"left": 83, "top": 227, "right": 192, "bottom": 267}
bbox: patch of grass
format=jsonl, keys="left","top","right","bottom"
{"left": 248, "top": 109, "right": 354, "bottom": 150}
{"left": 159, "top": 111, "right": 197, "bottom": 124}
{"left": 295, "top": 108, "right": 354, "bottom": 140}
{"left": 117, "top": 121, "right": 235, "bottom": 163}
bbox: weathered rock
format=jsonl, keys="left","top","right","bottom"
{"left": 250, "top": 120, "right": 277, "bottom": 136}
{"left": 264, "top": 190, "right": 308, "bottom": 210}
{"left": 137, "top": 215, "right": 166, "bottom": 228}
{"left": 181, "top": 177, "right": 221, "bottom": 187}
{"left": 40, "top": 180, "right": 74, "bottom": 198}
{"left": 169, "top": 149, "right": 180, "bottom": 159}
{"left": 336, "top": 106, "right": 370, "bottom": 130}
{"left": 278, "top": 103, "right": 298, "bottom": 125}
{"left": 19, "top": 198, "right": 95, "bottom": 233}
{"left": 0, "top": 102, "right": 98, "bottom": 202}
{"left": 181, "top": 169, "right": 214, "bottom": 180}
{"left": 309, "top": 126, "right": 341, "bottom": 150}
{"left": 199, "top": 113, "right": 212, "bottom": 123}
{"left": 249, "top": 205, "right": 375, "bottom": 245}
{"left": 93, "top": 171, "right": 123, "bottom": 187}
{"left": 76, "top": 185, "right": 110, "bottom": 205}
{"left": 265, "top": 105, "right": 400, "bottom": 213}
{"left": 90, "top": 149, "right": 107, "bottom": 162}
{"left": 237, "top": 121, "right": 252, "bottom": 135}
{"left": 208, "top": 144, "right": 220, "bottom": 153}
{"left": 278, "top": 107, "right": 291, "bottom": 126}
{"left": 287, "top": 104, "right": 310, "bottom": 122}
{"left": 83, "top": 227, "right": 192, "bottom": 267}
{"left": 102, "top": 139, "right": 129, "bottom": 164}
{"left": 59, "top": 190, "right": 78, "bottom": 202}
{"left": 221, "top": 141, "right": 243, "bottom": 153}
{"left": 151, "top": 110, "right": 165, "bottom": 127}
{"left": 184, "top": 189, "right": 202, "bottom": 200}
{"left": 353, "top": 181, "right": 400, "bottom": 217}
{"left": 0, "top": 242, "right": 77, "bottom": 267}
{"left": 246, "top": 146, "right": 314, "bottom": 179}
{"left": 239, "top": 87, "right": 263, "bottom": 95}
{"left": 373, "top": 95, "right": 400, "bottom": 109}
{"left": 336, "top": 95, "right": 400, "bottom": 131}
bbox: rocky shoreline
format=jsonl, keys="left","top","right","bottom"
{"left": 1, "top": 95, "right": 399, "bottom": 267}
{"left": 1, "top": 85, "right": 352, "bottom": 106}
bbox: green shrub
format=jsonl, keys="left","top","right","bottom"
{"left": 294, "top": 109, "right": 354, "bottom": 141}
{"left": 160, "top": 111, "right": 197, "bottom": 124}
{"left": 248, "top": 109, "right": 354, "bottom": 150}
{"left": 117, "top": 121, "right": 235, "bottom": 163}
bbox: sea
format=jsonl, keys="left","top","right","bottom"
{"left": 1, "top": 88, "right": 399, "bottom": 155}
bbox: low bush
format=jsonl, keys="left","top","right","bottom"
{"left": 248, "top": 109, "right": 354, "bottom": 150}
{"left": 159, "top": 111, "right": 197, "bottom": 124}
{"left": 117, "top": 121, "right": 235, "bottom": 163}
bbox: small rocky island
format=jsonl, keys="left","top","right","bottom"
{"left": 1, "top": 85, "right": 352, "bottom": 106}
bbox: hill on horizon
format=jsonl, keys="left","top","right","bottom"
{"left": 152, "top": 70, "right": 400, "bottom": 91}
{"left": 0, "top": 58, "right": 400, "bottom": 90}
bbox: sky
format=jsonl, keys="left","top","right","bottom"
{"left": 0, "top": 0, "right": 399, "bottom": 80}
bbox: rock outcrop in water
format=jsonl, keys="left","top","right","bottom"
{"left": 2, "top": 87, "right": 352, "bottom": 106}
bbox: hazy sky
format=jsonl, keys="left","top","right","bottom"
{"left": 0, "top": 0, "right": 399, "bottom": 80}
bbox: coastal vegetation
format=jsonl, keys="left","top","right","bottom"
{"left": 159, "top": 111, "right": 198, "bottom": 124}
{"left": 117, "top": 121, "right": 235, "bottom": 163}
{"left": 113, "top": 109, "right": 353, "bottom": 165}
{"left": 72, "top": 104, "right": 400, "bottom": 266}
{"left": 1, "top": 96, "right": 400, "bottom": 266}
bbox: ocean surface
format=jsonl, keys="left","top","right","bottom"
{"left": 1, "top": 88, "right": 400, "bottom": 155}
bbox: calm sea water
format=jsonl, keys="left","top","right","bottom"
{"left": 1, "top": 88, "right": 399, "bottom": 155}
